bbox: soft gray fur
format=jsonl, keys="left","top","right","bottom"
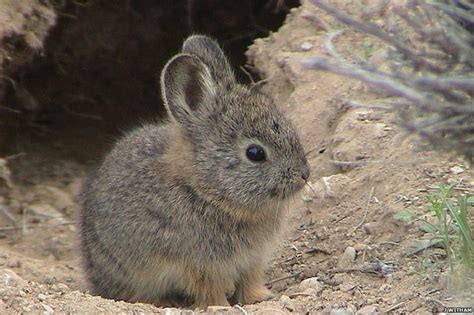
{"left": 80, "top": 35, "right": 310, "bottom": 308}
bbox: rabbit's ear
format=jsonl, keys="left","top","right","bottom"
{"left": 182, "top": 35, "right": 235, "bottom": 83}
{"left": 161, "top": 53, "right": 216, "bottom": 125}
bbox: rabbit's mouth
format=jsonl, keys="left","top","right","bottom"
{"left": 270, "top": 180, "right": 306, "bottom": 200}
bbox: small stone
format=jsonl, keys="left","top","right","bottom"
{"left": 279, "top": 295, "right": 295, "bottom": 311}
{"left": 205, "top": 305, "right": 232, "bottom": 313}
{"left": 303, "top": 287, "right": 318, "bottom": 296}
{"left": 353, "top": 243, "right": 369, "bottom": 252}
{"left": 300, "top": 41, "right": 313, "bottom": 51}
{"left": 23, "top": 306, "right": 32, "bottom": 312}
{"left": 356, "top": 305, "right": 378, "bottom": 315}
{"left": 450, "top": 166, "right": 464, "bottom": 174}
{"left": 38, "top": 293, "right": 47, "bottom": 301}
{"left": 339, "top": 281, "right": 357, "bottom": 292}
{"left": 363, "top": 223, "right": 374, "bottom": 235}
{"left": 299, "top": 277, "right": 323, "bottom": 293}
{"left": 330, "top": 308, "right": 354, "bottom": 315}
{"left": 337, "top": 247, "right": 356, "bottom": 268}
{"left": 1, "top": 269, "right": 27, "bottom": 287}
{"left": 42, "top": 303, "right": 54, "bottom": 314}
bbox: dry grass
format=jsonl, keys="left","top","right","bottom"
{"left": 303, "top": 0, "right": 474, "bottom": 161}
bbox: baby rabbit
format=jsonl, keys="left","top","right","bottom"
{"left": 80, "top": 35, "right": 310, "bottom": 308}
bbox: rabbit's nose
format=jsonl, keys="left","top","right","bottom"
{"left": 301, "top": 165, "right": 310, "bottom": 181}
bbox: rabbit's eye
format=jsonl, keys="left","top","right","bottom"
{"left": 246, "top": 144, "right": 266, "bottom": 162}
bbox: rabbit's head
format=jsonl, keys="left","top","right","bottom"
{"left": 161, "top": 35, "right": 310, "bottom": 213}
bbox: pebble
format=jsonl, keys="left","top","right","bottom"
{"left": 330, "top": 308, "right": 354, "bottom": 315}
{"left": 279, "top": 294, "right": 295, "bottom": 311}
{"left": 300, "top": 41, "right": 313, "bottom": 51}
{"left": 51, "top": 283, "right": 68, "bottom": 293}
{"left": 450, "top": 166, "right": 464, "bottom": 174}
{"left": 356, "top": 305, "right": 378, "bottom": 315}
{"left": 299, "top": 277, "right": 323, "bottom": 293}
{"left": 205, "top": 305, "right": 232, "bottom": 313}
{"left": 339, "top": 281, "right": 357, "bottom": 292}
{"left": 353, "top": 243, "right": 369, "bottom": 251}
{"left": 38, "top": 293, "right": 47, "bottom": 301}
{"left": 42, "top": 303, "right": 54, "bottom": 314}
{"left": 337, "top": 247, "right": 356, "bottom": 268}
{"left": 363, "top": 223, "right": 374, "bottom": 235}
{"left": 1, "top": 269, "right": 27, "bottom": 287}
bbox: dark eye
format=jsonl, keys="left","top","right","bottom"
{"left": 246, "top": 144, "right": 266, "bottom": 162}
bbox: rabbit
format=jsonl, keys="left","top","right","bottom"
{"left": 79, "top": 34, "right": 310, "bottom": 308}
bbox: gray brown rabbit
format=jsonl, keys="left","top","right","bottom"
{"left": 80, "top": 35, "right": 310, "bottom": 308}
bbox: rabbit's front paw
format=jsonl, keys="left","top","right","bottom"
{"left": 236, "top": 284, "right": 274, "bottom": 305}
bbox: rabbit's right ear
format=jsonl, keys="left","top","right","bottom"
{"left": 182, "top": 35, "right": 235, "bottom": 83}
{"left": 160, "top": 54, "right": 216, "bottom": 125}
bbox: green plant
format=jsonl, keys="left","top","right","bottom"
{"left": 395, "top": 183, "right": 473, "bottom": 271}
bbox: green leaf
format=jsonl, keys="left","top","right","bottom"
{"left": 393, "top": 210, "right": 415, "bottom": 221}
{"left": 467, "top": 196, "right": 474, "bottom": 205}
{"left": 421, "top": 223, "right": 436, "bottom": 233}
{"left": 445, "top": 200, "right": 473, "bottom": 251}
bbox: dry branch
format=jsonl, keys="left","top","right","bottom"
{"left": 304, "top": 0, "right": 474, "bottom": 161}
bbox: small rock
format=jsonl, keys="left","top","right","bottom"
{"left": 1, "top": 269, "right": 27, "bottom": 287}
{"left": 279, "top": 294, "right": 295, "bottom": 311}
{"left": 353, "top": 243, "right": 369, "bottom": 252}
{"left": 42, "top": 303, "right": 54, "bottom": 315}
{"left": 356, "top": 305, "right": 378, "bottom": 315}
{"left": 299, "top": 277, "right": 323, "bottom": 293}
{"left": 363, "top": 223, "right": 374, "bottom": 235}
{"left": 300, "top": 41, "right": 313, "bottom": 51}
{"left": 330, "top": 308, "right": 354, "bottom": 315}
{"left": 339, "top": 281, "right": 357, "bottom": 292}
{"left": 303, "top": 287, "right": 319, "bottom": 296}
{"left": 450, "top": 166, "right": 464, "bottom": 174}
{"left": 337, "top": 247, "right": 356, "bottom": 268}
{"left": 22, "top": 306, "right": 32, "bottom": 312}
{"left": 38, "top": 293, "right": 47, "bottom": 301}
{"left": 205, "top": 305, "right": 232, "bottom": 313}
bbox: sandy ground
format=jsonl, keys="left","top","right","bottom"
{"left": 0, "top": 0, "right": 472, "bottom": 314}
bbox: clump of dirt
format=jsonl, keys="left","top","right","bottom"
{"left": 0, "top": 0, "right": 472, "bottom": 314}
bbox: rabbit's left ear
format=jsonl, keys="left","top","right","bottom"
{"left": 182, "top": 35, "right": 235, "bottom": 83}
{"left": 160, "top": 53, "right": 216, "bottom": 125}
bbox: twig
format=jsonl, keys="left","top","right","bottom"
{"left": 266, "top": 272, "right": 302, "bottom": 286}
{"left": 329, "top": 262, "right": 395, "bottom": 276}
{"left": 239, "top": 65, "right": 255, "bottom": 84}
{"left": 384, "top": 301, "right": 406, "bottom": 313}
{"left": 0, "top": 106, "right": 22, "bottom": 114}
{"left": 330, "top": 158, "right": 428, "bottom": 166}
{"left": 309, "top": 0, "right": 443, "bottom": 72}
{"left": 302, "top": 57, "right": 473, "bottom": 115}
{"left": 350, "top": 187, "right": 374, "bottom": 234}
{"left": 4, "top": 152, "right": 26, "bottom": 160}
{"left": 0, "top": 205, "right": 17, "bottom": 228}
{"left": 235, "top": 305, "right": 249, "bottom": 315}
{"left": 0, "top": 220, "right": 76, "bottom": 232}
